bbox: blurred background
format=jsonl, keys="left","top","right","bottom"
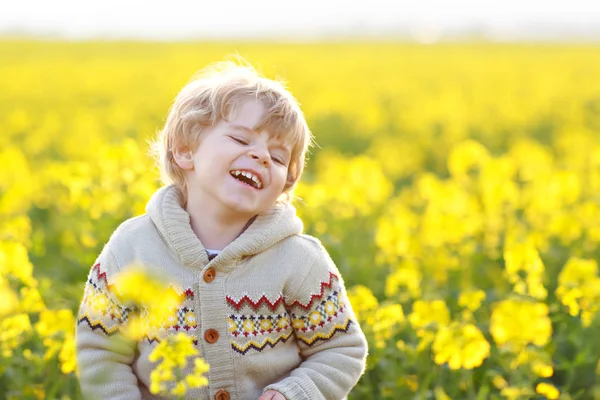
{"left": 2, "top": 1, "right": 600, "bottom": 399}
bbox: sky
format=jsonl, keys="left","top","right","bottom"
{"left": 1, "top": 0, "right": 600, "bottom": 41}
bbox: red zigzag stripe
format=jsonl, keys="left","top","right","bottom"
{"left": 90, "top": 263, "right": 114, "bottom": 291}
{"left": 89, "top": 263, "right": 194, "bottom": 298}
{"left": 226, "top": 272, "right": 338, "bottom": 311}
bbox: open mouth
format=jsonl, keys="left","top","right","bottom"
{"left": 229, "top": 170, "right": 263, "bottom": 189}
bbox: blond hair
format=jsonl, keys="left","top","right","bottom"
{"left": 149, "top": 59, "right": 312, "bottom": 204}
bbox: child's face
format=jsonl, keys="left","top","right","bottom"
{"left": 178, "top": 99, "right": 292, "bottom": 218}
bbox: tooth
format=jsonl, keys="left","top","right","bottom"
{"left": 251, "top": 176, "right": 258, "bottom": 183}
{"left": 242, "top": 172, "right": 248, "bottom": 178}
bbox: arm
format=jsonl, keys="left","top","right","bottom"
{"left": 76, "top": 245, "right": 142, "bottom": 400}
{"left": 263, "top": 245, "right": 368, "bottom": 400}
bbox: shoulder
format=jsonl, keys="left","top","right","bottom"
{"left": 110, "top": 214, "right": 153, "bottom": 242}
{"left": 101, "top": 214, "right": 162, "bottom": 268}
{"left": 278, "top": 233, "right": 342, "bottom": 299}
{"left": 273, "top": 233, "right": 333, "bottom": 269}
{"left": 279, "top": 232, "right": 326, "bottom": 255}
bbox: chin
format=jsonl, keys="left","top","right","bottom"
{"left": 221, "top": 197, "right": 265, "bottom": 216}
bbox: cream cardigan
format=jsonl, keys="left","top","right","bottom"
{"left": 76, "top": 185, "right": 368, "bottom": 400}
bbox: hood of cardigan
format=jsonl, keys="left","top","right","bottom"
{"left": 146, "top": 185, "right": 304, "bottom": 269}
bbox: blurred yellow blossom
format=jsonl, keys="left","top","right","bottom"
{"left": 503, "top": 238, "right": 547, "bottom": 300}
{"left": 112, "top": 264, "right": 185, "bottom": 340}
{"left": 372, "top": 304, "right": 405, "bottom": 348}
{"left": 347, "top": 285, "right": 379, "bottom": 325}
{"left": 536, "top": 382, "right": 560, "bottom": 400}
{"left": 556, "top": 257, "right": 600, "bottom": 326}
{"left": 384, "top": 258, "right": 422, "bottom": 301}
{"left": 35, "top": 309, "right": 76, "bottom": 368}
{"left": 376, "top": 199, "right": 418, "bottom": 262}
{"left": 458, "top": 289, "right": 486, "bottom": 312}
{"left": 492, "top": 375, "right": 508, "bottom": 389}
{"left": 409, "top": 300, "right": 450, "bottom": 335}
{"left": 296, "top": 152, "right": 392, "bottom": 220}
{"left": 501, "top": 386, "right": 533, "bottom": 400}
{"left": 0, "top": 279, "right": 19, "bottom": 317}
{"left": 18, "top": 286, "right": 46, "bottom": 313}
{"left": 432, "top": 321, "right": 490, "bottom": 369}
{"left": 1, "top": 313, "right": 31, "bottom": 357}
{"left": 2, "top": 40, "right": 600, "bottom": 399}
{"left": 490, "top": 299, "right": 552, "bottom": 349}
{"left": 448, "top": 139, "right": 491, "bottom": 181}
{"left": 532, "top": 360, "right": 554, "bottom": 378}
{"left": 59, "top": 334, "right": 77, "bottom": 374}
{"left": 148, "top": 332, "right": 209, "bottom": 396}
{"left": 0, "top": 241, "right": 36, "bottom": 286}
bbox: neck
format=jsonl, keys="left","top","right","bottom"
{"left": 185, "top": 194, "right": 255, "bottom": 251}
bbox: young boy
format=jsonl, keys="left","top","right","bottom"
{"left": 76, "top": 60, "right": 368, "bottom": 400}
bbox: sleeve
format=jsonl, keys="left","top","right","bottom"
{"left": 75, "top": 244, "right": 142, "bottom": 400}
{"left": 263, "top": 245, "right": 369, "bottom": 400}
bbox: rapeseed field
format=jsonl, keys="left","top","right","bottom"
{"left": 1, "top": 39, "right": 600, "bottom": 399}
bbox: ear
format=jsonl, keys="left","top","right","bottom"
{"left": 172, "top": 146, "right": 195, "bottom": 170}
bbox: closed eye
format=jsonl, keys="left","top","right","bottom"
{"left": 230, "top": 136, "right": 248, "bottom": 145}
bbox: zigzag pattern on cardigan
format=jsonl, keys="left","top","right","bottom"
{"left": 226, "top": 272, "right": 353, "bottom": 355}
{"left": 231, "top": 330, "right": 295, "bottom": 355}
{"left": 226, "top": 271, "right": 339, "bottom": 312}
{"left": 77, "top": 263, "right": 197, "bottom": 344}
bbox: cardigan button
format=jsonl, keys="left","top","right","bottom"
{"left": 203, "top": 267, "right": 216, "bottom": 283}
{"left": 214, "top": 389, "right": 229, "bottom": 400}
{"left": 204, "top": 328, "right": 219, "bottom": 344}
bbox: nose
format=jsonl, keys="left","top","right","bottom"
{"left": 249, "top": 147, "right": 270, "bottom": 167}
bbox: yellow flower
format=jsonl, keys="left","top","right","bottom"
{"left": 59, "top": 333, "right": 77, "bottom": 374}
{"left": 0, "top": 280, "right": 19, "bottom": 317}
{"left": 536, "top": 382, "right": 560, "bottom": 399}
{"left": 556, "top": 257, "right": 600, "bottom": 326}
{"left": 372, "top": 304, "right": 405, "bottom": 349}
{"left": 384, "top": 258, "right": 422, "bottom": 301}
{"left": 0, "top": 313, "right": 32, "bottom": 357}
{"left": 35, "top": 309, "right": 75, "bottom": 338}
{"left": 458, "top": 289, "right": 486, "bottom": 312}
{"left": 409, "top": 300, "right": 450, "bottom": 334}
{"left": 503, "top": 239, "right": 547, "bottom": 300}
{"left": 501, "top": 386, "right": 532, "bottom": 400}
{"left": 187, "top": 358, "right": 210, "bottom": 388}
{"left": 376, "top": 200, "right": 418, "bottom": 262}
{"left": 113, "top": 264, "right": 183, "bottom": 309}
{"left": 492, "top": 375, "right": 508, "bottom": 389}
{"left": 532, "top": 360, "right": 553, "bottom": 378}
{"left": 432, "top": 322, "right": 490, "bottom": 369}
{"left": 0, "top": 241, "right": 36, "bottom": 286}
{"left": 447, "top": 139, "right": 491, "bottom": 181}
{"left": 18, "top": 286, "right": 45, "bottom": 313}
{"left": 296, "top": 152, "right": 392, "bottom": 220}
{"left": 490, "top": 299, "right": 551, "bottom": 349}
{"left": 171, "top": 382, "right": 186, "bottom": 396}
{"left": 112, "top": 264, "right": 185, "bottom": 339}
{"left": 347, "top": 285, "right": 378, "bottom": 325}
{"left": 148, "top": 332, "right": 209, "bottom": 396}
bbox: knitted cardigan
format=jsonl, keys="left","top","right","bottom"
{"left": 76, "top": 185, "right": 368, "bottom": 400}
